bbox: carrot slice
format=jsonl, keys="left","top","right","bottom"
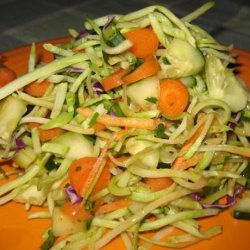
{"left": 69, "top": 157, "right": 97, "bottom": 196}
{"left": 144, "top": 177, "right": 173, "bottom": 192}
{"left": 0, "top": 66, "right": 16, "bottom": 88}
{"left": 102, "top": 68, "right": 129, "bottom": 91}
{"left": 27, "top": 122, "right": 65, "bottom": 142}
{"left": 123, "top": 28, "right": 159, "bottom": 58}
{"left": 95, "top": 198, "right": 131, "bottom": 215}
{"left": 122, "top": 55, "right": 161, "bottom": 85}
{"left": 158, "top": 79, "right": 189, "bottom": 117}
{"left": 23, "top": 80, "right": 50, "bottom": 97}
{"left": 69, "top": 143, "right": 110, "bottom": 199}
{"left": 61, "top": 202, "right": 92, "bottom": 222}
{"left": 172, "top": 152, "right": 204, "bottom": 170}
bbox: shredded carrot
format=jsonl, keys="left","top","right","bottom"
{"left": 91, "top": 159, "right": 111, "bottom": 195}
{"left": 113, "top": 128, "right": 129, "bottom": 141}
{"left": 61, "top": 202, "right": 92, "bottom": 222}
{"left": 158, "top": 79, "right": 189, "bottom": 117}
{"left": 94, "top": 198, "right": 131, "bottom": 215}
{"left": 180, "top": 124, "right": 205, "bottom": 152}
{"left": 77, "top": 107, "right": 161, "bottom": 130}
{"left": 93, "top": 122, "right": 106, "bottom": 132}
{"left": 39, "top": 127, "right": 65, "bottom": 142}
{"left": 23, "top": 80, "right": 50, "bottom": 97}
{"left": 172, "top": 124, "right": 205, "bottom": 170}
{"left": 27, "top": 122, "right": 65, "bottom": 142}
{"left": 80, "top": 142, "right": 110, "bottom": 199}
{"left": 0, "top": 66, "right": 16, "bottom": 88}
{"left": 122, "top": 55, "right": 161, "bottom": 85}
{"left": 123, "top": 28, "right": 159, "bottom": 58}
{"left": 94, "top": 198, "right": 106, "bottom": 207}
{"left": 27, "top": 122, "right": 41, "bottom": 131}
{"left": 172, "top": 152, "right": 204, "bottom": 170}
{"left": 144, "top": 177, "right": 173, "bottom": 192}
{"left": 102, "top": 68, "right": 129, "bottom": 91}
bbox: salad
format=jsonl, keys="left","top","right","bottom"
{"left": 0, "top": 2, "right": 250, "bottom": 250}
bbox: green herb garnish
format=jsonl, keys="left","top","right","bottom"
{"left": 145, "top": 96, "right": 158, "bottom": 103}
{"left": 162, "top": 56, "right": 171, "bottom": 65}
{"left": 154, "top": 123, "right": 166, "bottom": 138}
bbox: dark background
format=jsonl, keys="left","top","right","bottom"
{"left": 0, "top": 0, "right": 250, "bottom": 52}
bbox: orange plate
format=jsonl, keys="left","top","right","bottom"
{"left": 0, "top": 39, "right": 250, "bottom": 250}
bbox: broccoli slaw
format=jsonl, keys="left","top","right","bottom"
{"left": 0, "top": 2, "right": 250, "bottom": 250}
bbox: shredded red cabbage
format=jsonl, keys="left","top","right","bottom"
{"left": 15, "top": 138, "right": 25, "bottom": 149}
{"left": 202, "top": 195, "right": 235, "bottom": 209}
{"left": 66, "top": 185, "right": 82, "bottom": 204}
{"left": 103, "top": 15, "right": 115, "bottom": 30}
{"left": 77, "top": 29, "right": 89, "bottom": 39}
{"left": 66, "top": 67, "right": 85, "bottom": 75}
{"left": 227, "top": 112, "right": 242, "bottom": 139}
{"left": 93, "top": 81, "right": 104, "bottom": 95}
{"left": 227, "top": 125, "right": 236, "bottom": 140}
{"left": 234, "top": 112, "right": 241, "bottom": 122}
{"left": 158, "top": 44, "right": 165, "bottom": 49}
{"left": 190, "top": 193, "right": 201, "bottom": 201}
{"left": 110, "top": 111, "right": 116, "bottom": 116}
{"left": 202, "top": 185, "right": 244, "bottom": 209}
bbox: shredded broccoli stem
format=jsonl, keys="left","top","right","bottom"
{"left": 0, "top": 53, "right": 88, "bottom": 100}
{"left": 0, "top": 164, "right": 40, "bottom": 196}
{"left": 182, "top": 1, "right": 215, "bottom": 23}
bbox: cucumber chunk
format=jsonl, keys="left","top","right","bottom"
{"left": 232, "top": 191, "right": 250, "bottom": 220}
{"left": 126, "top": 76, "right": 160, "bottom": 110}
{"left": 52, "top": 132, "right": 94, "bottom": 160}
{"left": 158, "top": 38, "right": 205, "bottom": 78}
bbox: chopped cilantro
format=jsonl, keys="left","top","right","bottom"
{"left": 154, "top": 123, "right": 166, "bottom": 138}
{"left": 162, "top": 56, "right": 171, "bottom": 65}
{"left": 145, "top": 96, "right": 158, "bottom": 103}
